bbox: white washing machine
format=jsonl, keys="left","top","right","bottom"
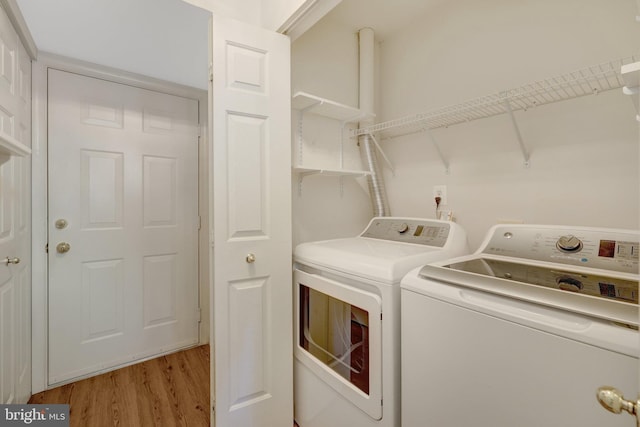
{"left": 293, "top": 217, "right": 469, "bottom": 427}
{"left": 401, "top": 224, "right": 639, "bottom": 427}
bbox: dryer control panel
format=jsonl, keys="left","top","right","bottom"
{"left": 361, "top": 217, "right": 451, "bottom": 247}
{"left": 481, "top": 225, "right": 639, "bottom": 274}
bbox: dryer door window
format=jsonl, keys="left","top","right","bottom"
{"left": 299, "top": 285, "right": 370, "bottom": 394}
{"left": 294, "top": 269, "right": 382, "bottom": 420}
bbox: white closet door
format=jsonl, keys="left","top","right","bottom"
{"left": 211, "top": 14, "right": 292, "bottom": 427}
{"left": 0, "top": 3, "right": 31, "bottom": 405}
{"left": 48, "top": 69, "right": 200, "bottom": 385}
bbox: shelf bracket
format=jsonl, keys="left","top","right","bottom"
{"left": 623, "top": 86, "right": 640, "bottom": 121}
{"left": 424, "top": 128, "right": 450, "bottom": 174}
{"left": 296, "top": 170, "right": 317, "bottom": 197}
{"left": 503, "top": 99, "right": 531, "bottom": 168}
{"left": 297, "top": 110, "right": 305, "bottom": 167}
{"left": 301, "top": 100, "right": 323, "bottom": 114}
{"left": 367, "top": 133, "right": 395, "bottom": 176}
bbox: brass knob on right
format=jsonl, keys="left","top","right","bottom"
{"left": 596, "top": 386, "right": 638, "bottom": 419}
{"left": 246, "top": 253, "right": 256, "bottom": 263}
{"left": 56, "top": 242, "right": 71, "bottom": 254}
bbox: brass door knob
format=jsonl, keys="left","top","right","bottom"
{"left": 596, "top": 386, "right": 638, "bottom": 421}
{"left": 4, "top": 257, "right": 20, "bottom": 265}
{"left": 56, "top": 242, "right": 71, "bottom": 254}
{"left": 246, "top": 253, "right": 256, "bottom": 263}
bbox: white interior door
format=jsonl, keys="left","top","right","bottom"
{"left": 48, "top": 69, "right": 200, "bottom": 385}
{"left": 211, "top": 14, "right": 292, "bottom": 427}
{"left": 0, "top": 3, "right": 31, "bottom": 405}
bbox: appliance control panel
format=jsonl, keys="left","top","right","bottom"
{"left": 481, "top": 225, "right": 639, "bottom": 274}
{"left": 361, "top": 217, "right": 450, "bottom": 247}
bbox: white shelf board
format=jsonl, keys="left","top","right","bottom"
{"left": 293, "top": 166, "right": 371, "bottom": 178}
{"left": 0, "top": 132, "right": 31, "bottom": 157}
{"left": 292, "top": 91, "right": 374, "bottom": 123}
{"left": 621, "top": 61, "right": 640, "bottom": 88}
{"left": 356, "top": 56, "right": 638, "bottom": 139}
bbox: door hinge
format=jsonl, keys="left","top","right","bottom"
{"left": 197, "top": 308, "right": 202, "bottom": 323}
{"left": 198, "top": 216, "right": 202, "bottom": 230}
{"left": 45, "top": 243, "right": 48, "bottom": 253}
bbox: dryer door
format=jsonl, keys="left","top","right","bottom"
{"left": 294, "top": 269, "right": 382, "bottom": 420}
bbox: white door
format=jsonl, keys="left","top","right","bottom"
{"left": 211, "top": 14, "right": 292, "bottom": 427}
{"left": 48, "top": 69, "right": 200, "bottom": 385}
{"left": 0, "top": 4, "right": 31, "bottom": 405}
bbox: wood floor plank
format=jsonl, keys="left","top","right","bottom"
{"left": 29, "top": 345, "right": 211, "bottom": 427}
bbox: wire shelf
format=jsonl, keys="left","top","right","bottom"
{"left": 356, "top": 56, "right": 639, "bottom": 139}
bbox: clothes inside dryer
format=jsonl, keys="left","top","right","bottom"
{"left": 299, "top": 285, "right": 370, "bottom": 394}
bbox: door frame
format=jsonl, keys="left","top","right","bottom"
{"left": 31, "top": 53, "right": 209, "bottom": 393}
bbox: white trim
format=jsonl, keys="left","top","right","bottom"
{"left": 0, "top": 0, "right": 37, "bottom": 59}
{"left": 38, "top": 52, "right": 205, "bottom": 100}
{"left": 279, "top": 0, "right": 341, "bottom": 41}
{"left": 31, "top": 52, "right": 208, "bottom": 393}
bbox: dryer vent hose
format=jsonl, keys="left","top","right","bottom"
{"left": 359, "top": 133, "right": 390, "bottom": 217}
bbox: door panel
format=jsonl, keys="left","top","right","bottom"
{"left": 0, "top": 4, "right": 31, "bottom": 404}
{"left": 48, "top": 69, "right": 200, "bottom": 385}
{"left": 211, "top": 14, "right": 292, "bottom": 427}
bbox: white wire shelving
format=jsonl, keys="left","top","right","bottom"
{"left": 354, "top": 56, "right": 639, "bottom": 171}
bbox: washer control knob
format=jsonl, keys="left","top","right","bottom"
{"left": 556, "top": 235, "right": 583, "bottom": 253}
{"left": 398, "top": 223, "right": 410, "bottom": 234}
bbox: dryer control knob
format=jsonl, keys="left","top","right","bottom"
{"left": 556, "top": 235, "right": 583, "bottom": 253}
{"left": 398, "top": 223, "right": 410, "bottom": 234}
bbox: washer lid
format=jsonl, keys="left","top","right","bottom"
{"left": 294, "top": 237, "right": 455, "bottom": 284}
{"left": 440, "top": 257, "right": 638, "bottom": 304}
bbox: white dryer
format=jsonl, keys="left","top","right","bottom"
{"left": 401, "top": 224, "right": 639, "bottom": 427}
{"left": 293, "top": 217, "right": 469, "bottom": 427}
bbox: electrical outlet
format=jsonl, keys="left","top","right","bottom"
{"left": 433, "top": 185, "right": 447, "bottom": 205}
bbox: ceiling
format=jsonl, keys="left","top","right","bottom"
{"left": 324, "top": 0, "right": 448, "bottom": 40}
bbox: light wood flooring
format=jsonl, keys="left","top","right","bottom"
{"left": 29, "top": 345, "right": 210, "bottom": 426}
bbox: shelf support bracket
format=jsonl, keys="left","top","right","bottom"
{"left": 297, "top": 110, "right": 304, "bottom": 167}
{"left": 367, "top": 133, "right": 395, "bottom": 176}
{"left": 297, "top": 174, "right": 303, "bottom": 197}
{"left": 622, "top": 85, "right": 640, "bottom": 121}
{"left": 503, "top": 99, "right": 530, "bottom": 168}
{"left": 424, "top": 128, "right": 450, "bottom": 174}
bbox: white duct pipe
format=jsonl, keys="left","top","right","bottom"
{"left": 358, "top": 28, "right": 390, "bottom": 217}
{"left": 359, "top": 27, "right": 375, "bottom": 126}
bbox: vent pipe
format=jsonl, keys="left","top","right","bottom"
{"left": 358, "top": 27, "right": 390, "bottom": 217}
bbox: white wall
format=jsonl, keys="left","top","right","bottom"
{"left": 15, "top": 0, "right": 210, "bottom": 89}
{"left": 293, "top": 0, "right": 640, "bottom": 250}
{"left": 378, "top": 0, "right": 640, "bottom": 249}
